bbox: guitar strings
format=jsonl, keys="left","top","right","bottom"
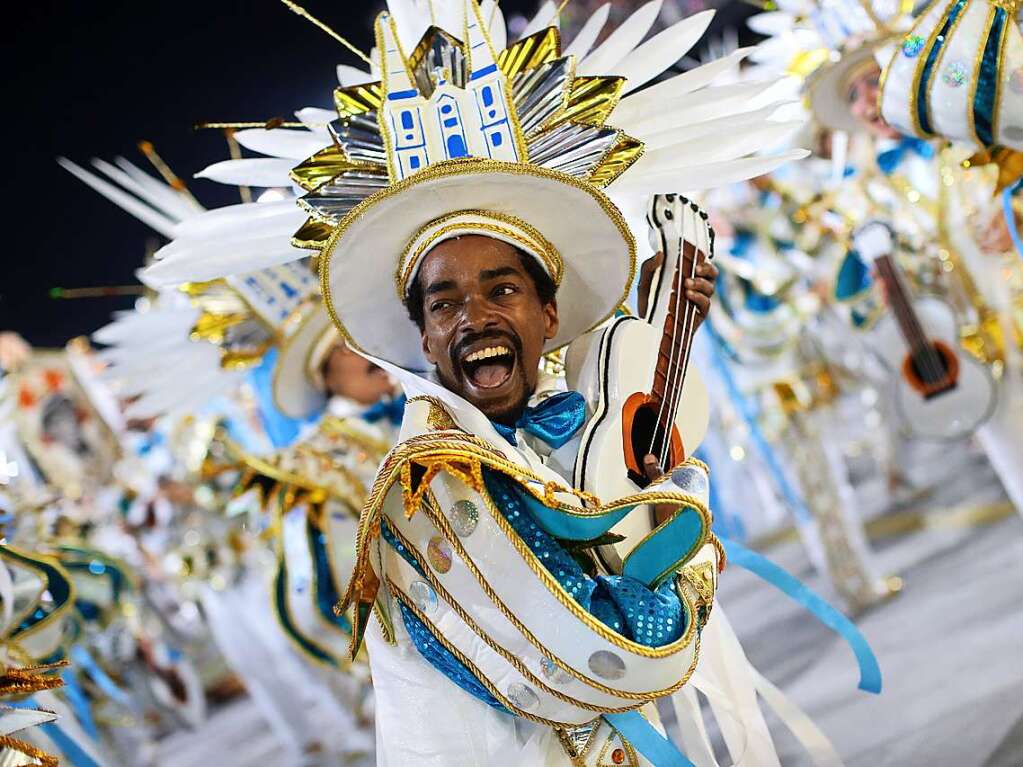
{"left": 648, "top": 199, "right": 682, "bottom": 462}
{"left": 880, "top": 258, "right": 945, "bottom": 385}
{"left": 662, "top": 209, "right": 705, "bottom": 467}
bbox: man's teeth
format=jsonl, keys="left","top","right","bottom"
{"left": 464, "top": 345, "right": 511, "bottom": 363}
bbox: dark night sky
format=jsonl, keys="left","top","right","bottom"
{"left": 3, "top": 0, "right": 753, "bottom": 346}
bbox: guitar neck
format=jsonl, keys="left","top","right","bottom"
{"left": 874, "top": 255, "right": 930, "bottom": 354}
{"left": 651, "top": 241, "right": 701, "bottom": 430}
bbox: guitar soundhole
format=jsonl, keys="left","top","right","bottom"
{"left": 622, "top": 395, "right": 683, "bottom": 488}
{"left": 904, "top": 341, "right": 959, "bottom": 400}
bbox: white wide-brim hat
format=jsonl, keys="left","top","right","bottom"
{"left": 273, "top": 301, "right": 339, "bottom": 419}
{"left": 321, "top": 158, "right": 636, "bottom": 373}
{"left": 806, "top": 42, "right": 890, "bottom": 134}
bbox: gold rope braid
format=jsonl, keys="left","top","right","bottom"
{"left": 0, "top": 734, "right": 59, "bottom": 767}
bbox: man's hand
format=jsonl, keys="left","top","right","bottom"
{"left": 643, "top": 453, "right": 676, "bottom": 525}
{"left": 637, "top": 252, "right": 719, "bottom": 327}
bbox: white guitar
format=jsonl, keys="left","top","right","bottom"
{"left": 853, "top": 222, "right": 997, "bottom": 441}
{"left": 567, "top": 194, "right": 712, "bottom": 568}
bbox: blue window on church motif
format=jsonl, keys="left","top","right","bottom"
{"left": 491, "top": 132, "right": 503, "bottom": 147}
{"left": 278, "top": 280, "right": 298, "bottom": 299}
{"left": 481, "top": 86, "right": 494, "bottom": 107}
{"left": 443, "top": 117, "right": 458, "bottom": 128}
{"left": 441, "top": 104, "right": 452, "bottom": 114}
{"left": 409, "top": 156, "right": 421, "bottom": 169}
{"left": 400, "top": 110, "right": 414, "bottom": 130}
{"left": 447, "top": 135, "right": 468, "bottom": 157}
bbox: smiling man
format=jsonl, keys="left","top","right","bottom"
{"left": 307, "top": 3, "right": 808, "bottom": 765}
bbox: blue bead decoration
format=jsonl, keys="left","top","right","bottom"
{"left": 482, "top": 469, "right": 685, "bottom": 647}
{"left": 396, "top": 600, "right": 509, "bottom": 713}
{"left": 902, "top": 34, "right": 925, "bottom": 57}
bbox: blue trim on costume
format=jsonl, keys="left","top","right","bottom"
{"left": 1003, "top": 183, "right": 1023, "bottom": 258}
{"left": 721, "top": 538, "right": 882, "bottom": 693}
{"left": 470, "top": 63, "right": 498, "bottom": 80}
{"left": 309, "top": 524, "right": 353, "bottom": 633}
{"left": 273, "top": 553, "right": 339, "bottom": 667}
{"left": 917, "top": 0, "right": 968, "bottom": 136}
{"left": 974, "top": 8, "right": 1006, "bottom": 147}
{"left": 247, "top": 348, "right": 321, "bottom": 448}
{"left": 604, "top": 712, "right": 695, "bottom": 767}
{"left": 395, "top": 600, "right": 510, "bottom": 712}
{"left": 387, "top": 89, "right": 419, "bottom": 100}
{"left": 70, "top": 644, "right": 132, "bottom": 707}
{"left": 621, "top": 507, "right": 705, "bottom": 588}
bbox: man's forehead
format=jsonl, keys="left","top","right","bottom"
{"left": 419, "top": 236, "right": 523, "bottom": 280}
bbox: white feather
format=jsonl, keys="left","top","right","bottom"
{"left": 113, "top": 157, "right": 204, "bottom": 220}
{"left": 616, "top": 80, "right": 784, "bottom": 137}
{"left": 171, "top": 199, "right": 304, "bottom": 240}
{"left": 521, "top": 1, "right": 558, "bottom": 38}
{"left": 88, "top": 158, "right": 191, "bottom": 225}
{"left": 563, "top": 3, "right": 610, "bottom": 60}
{"left": 614, "top": 46, "right": 755, "bottom": 121}
{"left": 578, "top": 0, "right": 662, "bottom": 76}
{"left": 146, "top": 235, "right": 302, "bottom": 285}
{"left": 629, "top": 120, "right": 805, "bottom": 175}
{"left": 295, "top": 107, "right": 339, "bottom": 130}
{"left": 194, "top": 158, "right": 297, "bottom": 188}
{"left": 617, "top": 10, "right": 715, "bottom": 95}
{"left": 337, "top": 65, "right": 377, "bottom": 87}
{"left": 640, "top": 102, "right": 797, "bottom": 150}
{"left": 58, "top": 157, "right": 178, "bottom": 238}
{"left": 233, "top": 129, "right": 328, "bottom": 160}
{"left": 608, "top": 148, "right": 810, "bottom": 194}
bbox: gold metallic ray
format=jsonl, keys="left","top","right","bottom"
{"left": 556, "top": 75, "right": 624, "bottom": 127}
{"left": 588, "top": 132, "right": 644, "bottom": 188}
{"left": 290, "top": 145, "right": 381, "bottom": 192}
{"left": 334, "top": 83, "right": 384, "bottom": 119}
{"left": 291, "top": 217, "right": 335, "bottom": 250}
{"left": 190, "top": 312, "right": 248, "bottom": 344}
{"left": 221, "top": 340, "right": 275, "bottom": 370}
{"left": 279, "top": 0, "right": 374, "bottom": 65}
{"left": 498, "top": 26, "right": 561, "bottom": 77}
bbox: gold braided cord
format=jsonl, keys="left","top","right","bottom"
{"left": 383, "top": 523, "right": 643, "bottom": 713}
{"left": 278, "top": 0, "right": 374, "bottom": 65}
{"left": 411, "top": 490, "right": 703, "bottom": 699}
{"left": 0, "top": 734, "right": 59, "bottom": 767}
{"left": 393, "top": 586, "right": 597, "bottom": 728}
{"left": 339, "top": 431, "right": 712, "bottom": 660}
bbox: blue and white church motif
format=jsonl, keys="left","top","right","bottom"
{"left": 376, "top": 1, "right": 522, "bottom": 182}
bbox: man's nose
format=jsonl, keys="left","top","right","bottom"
{"left": 459, "top": 294, "right": 500, "bottom": 331}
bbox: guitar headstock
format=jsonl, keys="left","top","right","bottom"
{"left": 645, "top": 194, "right": 715, "bottom": 264}
{"left": 852, "top": 221, "right": 896, "bottom": 264}
{"left": 642, "top": 195, "right": 714, "bottom": 325}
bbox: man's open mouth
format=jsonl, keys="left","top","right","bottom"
{"left": 460, "top": 344, "right": 516, "bottom": 390}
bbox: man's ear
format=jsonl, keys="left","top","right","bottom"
{"left": 542, "top": 298, "right": 559, "bottom": 342}
{"left": 421, "top": 330, "right": 437, "bottom": 365}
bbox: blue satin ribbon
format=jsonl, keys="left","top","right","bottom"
{"left": 721, "top": 538, "right": 882, "bottom": 694}
{"left": 604, "top": 712, "right": 694, "bottom": 767}
{"left": 70, "top": 644, "right": 132, "bottom": 707}
{"left": 490, "top": 390, "right": 586, "bottom": 448}
{"left": 363, "top": 394, "right": 407, "bottom": 425}
{"left": 1002, "top": 183, "right": 1023, "bottom": 259}
{"left": 876, "top": 137, "right": 935, "bottom": 175}
{"left": 704, "top": 331, "right": 812, "bottom": 523}
{"left": 60, "top": 668, "right": 98, "bottom": 739}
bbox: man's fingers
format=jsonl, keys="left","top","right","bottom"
{"left": 685, "top": 277, "right": 715, "bottom": 296}
{"left": 696, "top": 260, "right": 719, "bottom": 279}
{"left": 643, "top": 453, "right": 662, "bottom": 482}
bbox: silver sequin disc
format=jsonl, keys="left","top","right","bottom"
{"left": 409, "top": 580, "right": 438, "bottom": 614}
{"left": 448, "top": 499, "right": 479, "bottom": 537}
{"left": 588, "top": 650, "right": 626, "bottom": 680}
{"left": 539, "top": 657, "right": 572, "bottom": 685}
{"left": 506, "top": 682, "right": 539, "bottom": 710}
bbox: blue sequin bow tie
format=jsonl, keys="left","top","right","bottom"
{"left": 490, "top": 390, "right": 586, "bottom": 449}
{"left": 362, "top": 394, "right": 407, "bottom": 425}
{"left": 876, "top": 137, "right": 935, "bottom": 175}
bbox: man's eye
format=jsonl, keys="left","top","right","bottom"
{"left": 493, "top": 284, "right": 518, "bottom": 297}
{"left": 430, "top": 300, "right": 453, "bottom": 312}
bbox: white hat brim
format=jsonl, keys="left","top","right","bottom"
{"left": 806, "top": 45, "right": 885, "bottom": 134}
{"left": 321, "top": 158, "right": 636, "bottom": 372}
{"left": 273, "top": 304, "right": 335, "bottom": 419}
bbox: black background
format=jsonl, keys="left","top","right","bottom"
{"left": 2, "top": 0, "right": 753, "bottom": 346}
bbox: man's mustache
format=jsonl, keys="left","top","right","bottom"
{"left": 450, "top": 329, "right": 524, "bottom": 374}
